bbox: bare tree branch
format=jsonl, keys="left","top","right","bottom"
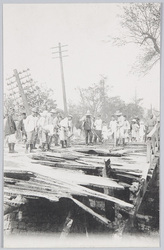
{"left": 109, "top": 3, "right": 161, "bottom": 74}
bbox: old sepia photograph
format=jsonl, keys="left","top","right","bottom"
{"left": 3, "top": 2, "right": 161, "bottom": 248}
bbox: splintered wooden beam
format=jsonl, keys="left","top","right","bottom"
{"left": 4, "top": 204, "right": 19, "bottom": 215}
{"left": 75, "top": 148, "right": 125, "bottom": 157}
{"left": 60, "top": 211, "right": 74, "bottom": 239}
{"left": 32, "top": 160, "right": 100, "bottom": 171}
{"left": 4, "top": 186, "right": 60, "bottom": 202}
{"left": 4, "top": 169, "right": 133, "bottom": 209}
{"left": 16, "top": 162, "right": 123, "bottom": 190}
{"left": 71, "top": 198, "right": 112, "bottom": 227}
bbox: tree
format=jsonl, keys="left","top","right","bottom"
{"left": 27, "top": 85, "right": 57, "bottom": 111}
{"left": 4, "top": 84, "right": 57, "bottom": 119}
{"left": 113, "top": 3, "right": 160, "bottom": 74}
{"left": 78, "top": 78, "right": 111, "bottom": 119}
{"left": 68, "top": 101, "right": 82, "bottom": 128}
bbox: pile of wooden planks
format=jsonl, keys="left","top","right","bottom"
{"left": 4, "top": 143, "right": 152, "bottom": 233}
{"left": 4, "top": 166, "right": 133, "bottom": 228}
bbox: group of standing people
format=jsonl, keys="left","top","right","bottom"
{"left": 81, "top": 110, "right": 157, "bottom": 146}
{"left": 4, "top": 106, "right": 73, "bottom": 153}
{"left": 4, "top": 106, "right": 158, "bottom": 153}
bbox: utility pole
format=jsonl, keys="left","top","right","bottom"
{"left": 100, "top": 74, "right": 107, "bottom": 119}
{"left": 51, "top": 43, "right": 68, "bottom": 115}
{"left": 13, "top": 69, "right": 31, "bottom": 115}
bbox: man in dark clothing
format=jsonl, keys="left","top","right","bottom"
{"left": 82, "top": 111, "right": 93, "bottom": 145}
{"left": 18, "top": 112, "right": 27, "bottom": 143}
{"left": 4, "top": 108, "right": 17, "bottom": 153}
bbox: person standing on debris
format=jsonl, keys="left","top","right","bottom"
{"left": 115, "top": 111, "right": 125, "bottom": 146}
{"left": 109, "top": 115, "right": 117, "bottom": 146}
{"left": 38, "top": 110, "right": 50, "bottom": 151}
{"left": 33, "top": 110, "right": 40, "bottom": 149}
{"left": 82, "top": 110, "right": 93, "bottom": 145}
{"left": 53, "top": 111, "right": 62, "bottom": 146}
{"left": 59, "top": 115, "right": 69, "bottom": 148}
{"left": 45, "top": 109, "right": 59, "bottom": 150}
{"left": 139, "top": 121, "right": 145, "bottom": 142}
{"left": 94, "top": 114, "right": 103, "bottom": 143}
{"left": 67, "top": 114, "right": 73, "bottom": 147}
{"left": 102, "top": 121, "right": 109, "bottom": 143}
{"left": 131, "top": 119, "right": 139, "bottom": 142}
{"left": 4, "top": 108, "right": 17, "bottom": 153}
{"left": 24, "top": 108, "right": 38, "bottom": 153}
{"left": 123, "top": 115, "right": 130, "bottom": 144}
{"left": 18, "top": 112, "right": 27, "bottom": 144}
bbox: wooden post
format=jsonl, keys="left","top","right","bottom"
{"left": 13, "top": 69, "right": 31, "bottom": 115}
{"left": 147, "top": 138, "right": 151, "bottom": 163}
{"left": 60, "top": 210, "right": 73, "bottom": 239}
{"left": 103, "top": 159, "right": 115, "bottom": 222}
{"left": 58, "top": 43, "right": 68, "bottom": 116}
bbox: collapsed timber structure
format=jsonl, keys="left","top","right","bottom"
{"left": 4, "top": 124, "right": 160, "bottom": 237}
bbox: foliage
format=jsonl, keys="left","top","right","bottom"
{"left": 68, "top": 83, "right": 145, "bottom": 124}
{"left": 26, "top": 85, "right": 57, "bottom": 111}
{"left": 113, "top": 3, "right": 160, "bottom": 74}
{"left": 77, "top": 79, "right": 111, "bottom": 119}
{"left": 4, "top": 83, "right": 57, "bottom": 119}
{"left": 68, "top": 101, "right": 82, "bottom": 129}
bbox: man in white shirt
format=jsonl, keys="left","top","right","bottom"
{"left": 59, "top": 115, "right": 69, "bottom": 148}
{"left": 94, "top": 114, "right": 103, "bottom": 143}
{"left": 24, "top": 108, "right": 37, "bottom": 153}
{"left": 52, "top": 111, "right": 62, "bottom": 146}
{"left": 109, "top": 115, "right": 117, "bottom": 146}
{"left": 123, "top": 115, "right": 130, "bottom": 144}
{"left": 115, "top": 111, "right": 125, "bottom": 146}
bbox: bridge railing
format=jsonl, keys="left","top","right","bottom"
{"left": 146, "top": 123, "right": 160, "bottom": 163}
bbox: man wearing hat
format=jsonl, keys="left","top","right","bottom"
{"left": 94, "top": 114, "right": 103, "bottom": 143}
{"left": 115, "top": 111, "right": 125, "bottom": 146}
{"left": 131, "top": 119, "right": 139, "bottom": 142}
{"left": 45, "top": 109, "right": 59, "bottom": 150}
{"left": 139, "top": 120, "right": 145, "bottom": 142}
{"left": 67, "top": 114, "right": 73, "bottom": 147}
{"left": 24, "top": 107, "right": 38, "bottom": 153}
{"left": 59, "top": 115, "right": 69, "bottom": 148}
{"left": 52, "top": 111, "right": 62, "bottom": 146}
{"left": 33, "top": 109, "right": 41, "bottom": 149}
{"left": 109, "top": 115, "right": 117, "bottom": 146}
{"left": 82, "top": 110, "right": 93, "bottom": 145}
{"left": 18, "top": 111, "right": 27, "bottom": 144}
{"left": 123, "top": 115, "right": 130, "bottom": 144}
{"left": 4, "top": 108, "right": 17, "bottom": 153}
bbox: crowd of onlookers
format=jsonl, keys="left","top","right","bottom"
{"left": 79, "top": 110, "right": 158, "bottom": 146}
{"left": 4, "top": 106, "right": 159, "bottom": 153}
{"left": 4, "top": 106, "right": 73, "bottom": 153}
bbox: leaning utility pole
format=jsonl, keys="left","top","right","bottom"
{"left": 51, "top": 43, "right": 68, "bottom": 115}
{"left": 13, "top": 69, "right": 31, "bottom": 115}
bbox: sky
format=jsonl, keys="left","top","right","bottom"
{"left": 3, "top": 3, "right": 160, "bottom": 111}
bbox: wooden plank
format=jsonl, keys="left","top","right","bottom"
{"left": 74, "top": 148, "right": 125, "bottom": 157}
{"left": 71, "top": 198, "right": 112, "bottom": 227}
{"left": 4, "top": 186, "right": 60, "bottom": 202}
{"left": 4, "top": 169, "right": 133, "bottom": 209}
{"left": 5, "top": 164, "right": 124, "bottom": 190}
{"left": 32, "top": 160, "right": 99, "bottom": 171}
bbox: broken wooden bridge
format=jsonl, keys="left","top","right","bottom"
{"left": 4, "top": 125, "right": 160, "bottom": 236}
